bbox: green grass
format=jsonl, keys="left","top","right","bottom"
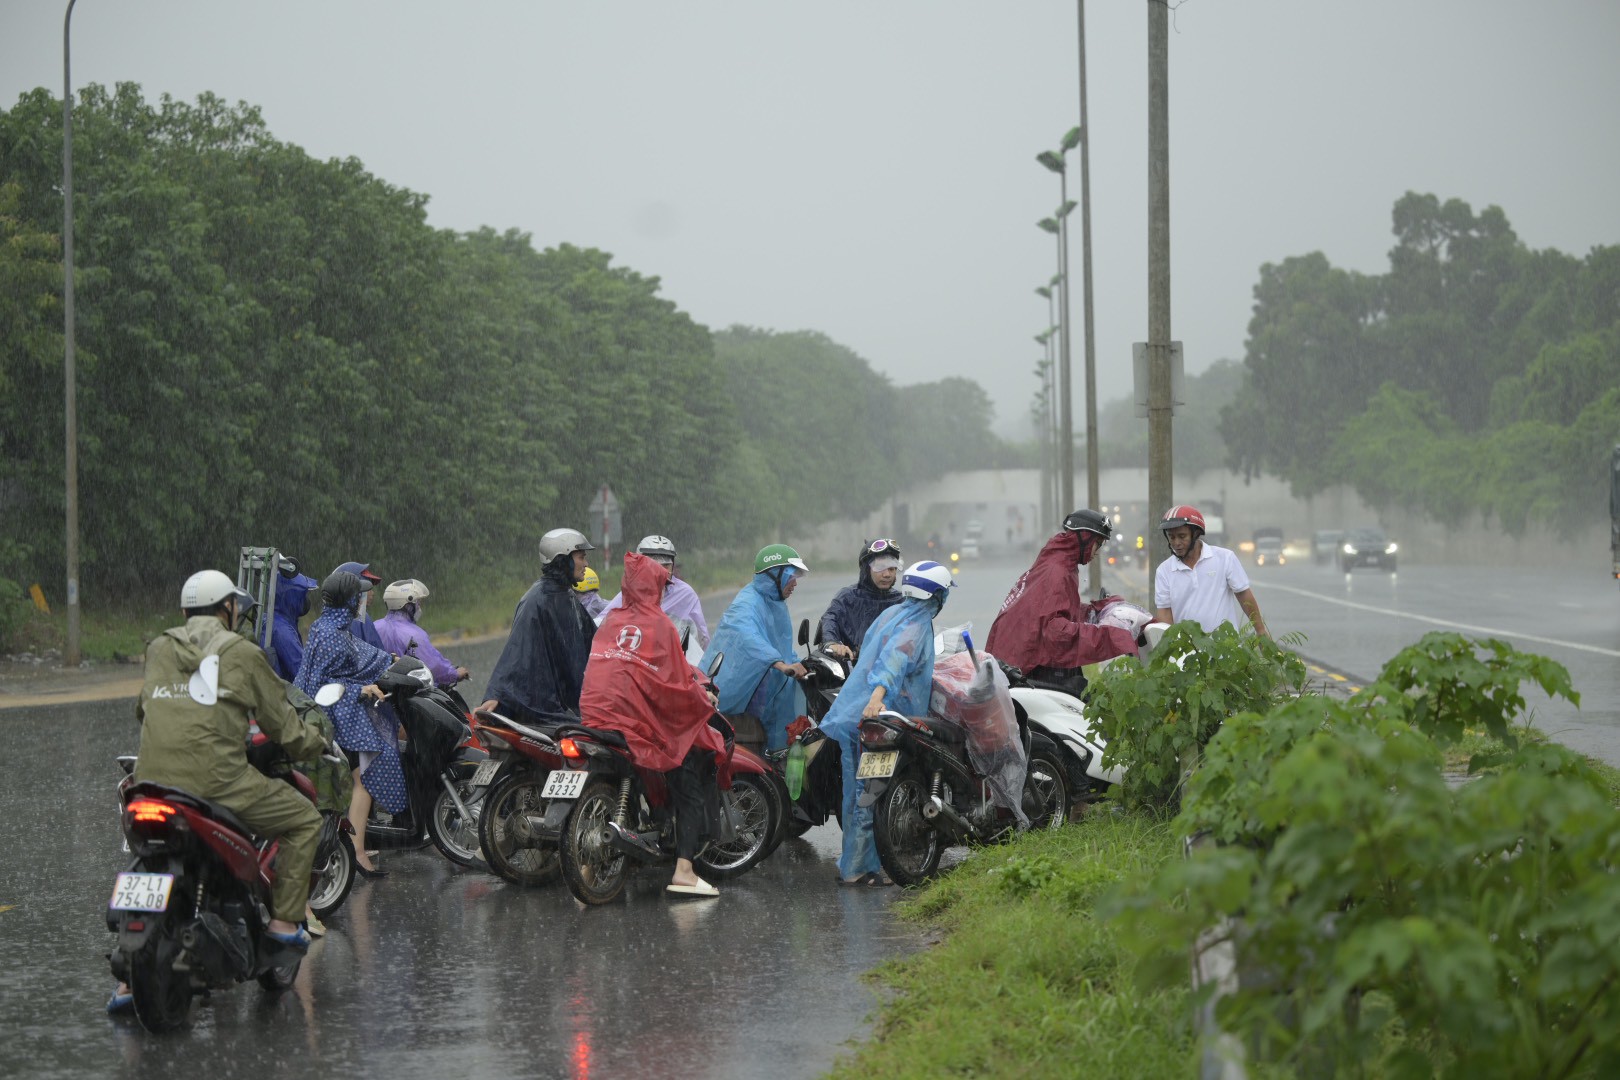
{"left": 827, "top": 813, "right": 1197, "bottom": 1079}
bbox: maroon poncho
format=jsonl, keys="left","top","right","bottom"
{"left": 983, "top": 531, "right": 1139, "bottom": 670}
{"left": 580, "top": 553, "right": 726, "bottom": 774}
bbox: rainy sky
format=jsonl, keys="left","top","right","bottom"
{"left": 3, "top": 0, "right": 1617, "bottom": 437}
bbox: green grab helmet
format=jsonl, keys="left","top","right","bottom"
{"left": 754, "top": 544, "right": 809, "bottom": 575}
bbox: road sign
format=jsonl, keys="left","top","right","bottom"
{"left": 588, "top": 484, "right": 622, "bottom": 548}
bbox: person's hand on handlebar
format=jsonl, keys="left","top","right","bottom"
{"left": 454, "top": 666, "right": 470, "bottom": 683}
{"left": 824, "top": 643, "right": 854, "bottom": 661}
{"left": 774, "top": 660, "right": 808, "bottom": 680}
{"left": 360, "top": 683, "right": 385, "bottom": 704}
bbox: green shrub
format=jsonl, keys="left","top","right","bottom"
{"left": 0, "top": 577, "right": 34, "bottom": 653}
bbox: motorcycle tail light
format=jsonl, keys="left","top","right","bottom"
{"left": 859, "top": 724, "right": 898, "bottom": 749}
{"left": 559, "top": 738, "right": 583, "bottom": 760}
{"left": 128, "top": 799, "right": 178, "bottom": 824}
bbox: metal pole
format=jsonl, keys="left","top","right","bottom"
{"left": 1147, "top": 0, "right": 1173, "bottom": 602}
{"left": 1056, "top": 171, "right": 1075, "bottom": 520}
{"left": 1078, "top": 0, "right": 1102, "bottom": 594}
{"left": 1045, "top": 288, "right": 1059, "bottom": 531}
{"left": 62, "top": 0, "right": 81, "bottom": 667}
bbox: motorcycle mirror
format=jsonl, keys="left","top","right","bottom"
{"left": 796, "top": 619, "right": 809, "bottom": 648}
{"left": 707, "top": 653, "right": 724, "bottom": 679}
{"left": 681, "top": 625, "right": 692, "bottom": 652}
{"left": 314, "top": 683, "right": 344, "bottom": 707}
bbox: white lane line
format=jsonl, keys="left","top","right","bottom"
{"left": 1263, "top": 581, "right": 1620, "bottom": 660}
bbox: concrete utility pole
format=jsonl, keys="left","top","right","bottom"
{"left": 62, "top": 0, "right": 81, "bottom": 667}
{"left": 1077, "top": 0, "right": 1102, "bottom": 595}
{"left": 1146, "top": 0, "right": 1173, "bottom": 602}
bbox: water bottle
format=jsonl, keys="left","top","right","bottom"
{"left": 785, "top": 742, "right": 806, "bottom": 801}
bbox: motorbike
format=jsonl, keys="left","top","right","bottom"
{"left": 471, "top": 707, "right": 573, "bottom": 887}
{"left": 855, "top": 704, "right": 1070, "bottom": 887}
{"left": 360, "top": 657, "right": 490, "bottom": 868}
{"left": 765, "top": 619, "right": 851, "bottom": 839}
{"left": 107, "top": 683, "right": 354, "bottom": 1033}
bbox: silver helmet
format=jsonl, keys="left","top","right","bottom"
{"left": 539, "top": 528, "right": 595, "bottom": 563}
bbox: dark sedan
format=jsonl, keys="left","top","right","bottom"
{"left": 1341, "top": 527, "right": 1398, "bottom": 573}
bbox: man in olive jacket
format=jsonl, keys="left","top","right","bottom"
{"left": 132, "top": 571, "right": 329, "bottom": 940}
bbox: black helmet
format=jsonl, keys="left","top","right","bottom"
{"left": 320, "top": 570, "right": 366, "bottom": 611}
{"left": 1063, "top": 508, "right": 1113, "bottom": 541}
{"left": 858, "top": 537, "right": 902, "bottom": 567}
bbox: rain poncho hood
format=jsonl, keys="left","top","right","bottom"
{"left": 374, "top": 609, "right": 460, "bottom": 687}
{"left": 482, "top": 559, "right": 597, "bottom": 723}
{"left": 599, "top": 574, "right": 711, "bottom": 649}
{"left": 581, "top": 554, "right": 724, "bottom": 773}
{"left": 700, "top": 571, "right": 802, "bottom": 749}
{"left": 984, "top": 530, "right": 1138, "bottom": 670}
{"left": 818, "top": 562, "right": 904, "bottom": 654}
{"left": 269, "top": 571, "right": 317, "bottom": 681}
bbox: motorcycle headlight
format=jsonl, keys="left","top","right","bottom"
{"left": 1385, "top": 543, "right": 1398, "bottom": 554}
{"left": 1342, "top": 543, "right": 1356, "bottom": 555}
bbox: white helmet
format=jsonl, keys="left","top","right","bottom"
{"left": 539, "top": 528, "right": 595, "bottom": 563}
{"left": 180, "top": 569, "right": 251, "bottom": 611}
{"left": 383, "top": 578, "right": 430, "bottom": 611}
{"left": 900, "top": 560, "right": 956, "bottom": 600}
{"left": 637, "top": 534, "right": 677, "bottom": 565}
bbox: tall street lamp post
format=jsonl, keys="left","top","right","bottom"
{"left": 1075, "top": 1, "right": 1102, "bottom": 594}
{"left": 1037, "top": 128, "right": 1082, "bottom": 521}
{"left": 62, "top": 0, "right": 81, "bottom": 667}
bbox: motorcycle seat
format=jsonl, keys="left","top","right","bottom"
{"left": 919, "top": 715, "right": 968, "bottom": 745}
{"left": 125, "top": 781, "right": 259, "bottom": 842}
{"left": 550, "top": 723, "right": 630, "bottom": 751}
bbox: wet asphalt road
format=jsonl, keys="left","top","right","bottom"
{"left": 3, "top": 552, "right": 1616, "bottom": 1077}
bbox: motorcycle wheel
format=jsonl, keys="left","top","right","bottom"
{"left": 257, "top": 951, "right": 302, "bottom": 991}
{"left": 478, "top": 770, "right": 562, "bottom": 887}
{"left": 759, "top": 772, "right": 791, "bottom": 858}
{"left": 872, "top": 766, "right": 943, "bottom": 886}
{"left": 558, "top": 779, "right": 628, "bottom": 905}
{"left": 427, "top": 776, "right": 484, "bottom": 868}
{"left": 129, "top": 913, "right": 194, "bottom": 1033}
{"left": 1024, "top": 741, "right": 1071, "bottom": 830}
{"left": 308, "top": 829, "right": 355, "bottom": 918}
{"left": 696, "top": 774, "right": 776, "bottom": 879}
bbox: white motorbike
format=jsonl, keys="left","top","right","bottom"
{"left": 938, "top": 600, "right": 1169, "bottom": 799}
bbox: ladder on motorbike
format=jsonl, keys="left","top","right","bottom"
{"left": 236, "top": 546, "right": 288, "bottom": 653}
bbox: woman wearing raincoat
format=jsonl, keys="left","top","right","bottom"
{"left": 268, "top": 561, "right": 318, "bottom": 681}
{"left": 818, "top": 560, "right": 955, "bottom": 886}
{"left": 295, "top": 570, "right": 396, "bottom": 876}
{"left": 581, "top": 552, "right": 732, "bottom": 895}
{"left": 699, "top": 544, "right": 809, "bottom": 753}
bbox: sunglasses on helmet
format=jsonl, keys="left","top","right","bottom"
{"left": 864, "top": 538, "right": 897, "bottom": 555}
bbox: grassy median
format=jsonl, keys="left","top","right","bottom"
{"left": 827, "top": 812, "right": 1196, "bottom": 1079}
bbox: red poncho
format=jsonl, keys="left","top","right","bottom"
{"left": 983, "top": 531, "right": 1139, "bottom": 670}
{"left": 580, "top": 553, "right": 726, "bottom": 773}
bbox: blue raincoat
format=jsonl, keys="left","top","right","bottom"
{"left": 819, "top": 598, "right": 939, "bottom": 879}
{"left": 700, "top": 573, "right": 802, "bottom": 750}
{"left": 295, "top": 605, "right": 406, "bottom": 813}
{"left": 269, "top": 572, "right": 317, "bottom": 681}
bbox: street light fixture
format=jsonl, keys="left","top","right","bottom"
{"left": 1034, "top": 137, "right": 1076, "bottom": 523}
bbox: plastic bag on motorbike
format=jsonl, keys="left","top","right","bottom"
{"left": 1089, "top": 597, "right": 1154, "bottom": 638}
{"left": 929, "top": 650, "right": 1029, "bottom": 827}
{"left": 933, "top": 622, "right": 974, "bottom": 657}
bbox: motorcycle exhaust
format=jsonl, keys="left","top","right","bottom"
{"left": 921, "top": 795, "right": 974, "bottom": 838}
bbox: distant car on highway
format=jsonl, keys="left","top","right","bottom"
{"left": 1312, "top": 529, "right": 1345, "bottom": 565}
{"left": 1253, "top": 526, "right": 1286, "bottom": 567}
{"left": 1341, "top": 526, "right": 1398, "bottom": 573}
{"left": 959, "top": 536, "right": 981, "bottom": 559}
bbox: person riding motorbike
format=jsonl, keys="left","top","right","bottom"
{"left": 295, "top": 570, "right": 395, "bottom": 877}
{"left": 110, "top": 570, "right": 331, "bottom": 1012}
{"left": 700, "top": 544, "right": 810, "bottom": 753}
{"left": 574, "top": 566, "right": 608, "bottom": 621}
{"left": 817, "top": 538, "right": 904, "bottom": 660}
{"left": 478, "top": 528, "right": 597, "bottom": 724}
{"left": 598, "top": 534, "right": 711, "bottom": 649}
{"left": 819, "top": 560, "right": 955, "bottom": 887}
{"left": 983, "top": 509, "right": 1139, "bottom": 698}
{"left": 268, "top": 556, "right": 318, "bottom": 681}
{"left": 581, "top": 552, "right": 731, "bottom": 896}
{"left": 373, "top": 578, "right": 470, "bottom": 688}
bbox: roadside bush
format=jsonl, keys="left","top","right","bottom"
{"left": 1111, "top": 638, "right": 1620, "bottom": 1078}
{"left": 1086, "top": 621, "right": 1307, "bottom": 810}
{"left": 0, "top": 576, "right": 33, "bottom": 653}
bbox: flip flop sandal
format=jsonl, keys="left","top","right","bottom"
{"left": 666, "top": 880, "right": 719, "bottom": 897}
{"left": 838, "top": 872, "right": 888, "bottom": 887}
{"left": 106, "top": 989, "right": 134, "bottom": 1015}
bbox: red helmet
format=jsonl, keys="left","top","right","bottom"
{"left": 1160, "top": 505, "right": 1206, "bottom": 535}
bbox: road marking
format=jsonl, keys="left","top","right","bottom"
{"left": 0, "top": 905, "right": 14, "bottom": 914}
{"left": 1264, "top": 582, "right": 1620, "bottom": 659}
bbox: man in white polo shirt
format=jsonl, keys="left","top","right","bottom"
{"left": 1153, "top": 505, "right": 1269, "bottom": 637}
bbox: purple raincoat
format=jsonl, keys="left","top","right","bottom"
{"left": 600, "top": 576, "right": 710, "bottom": 649}
{"left": 374, "top": 610, "right": 460, "bottom": 687}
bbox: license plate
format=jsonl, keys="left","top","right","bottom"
{"left": 110, "top": 872, "right": 174, "bottom": 912}
{"left": 470, "top": 759, "right": 500, "bottom": 788}
{"left": 856, "top": 751, "right": 898, "bottom": 779}
{"left": 540, "top": 770, "right": 589, "bottom": 800}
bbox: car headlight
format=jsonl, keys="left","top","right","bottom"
{"left": 1342, "top": 543, "right": 1356, "bottom": 555}
{"left": 1385, "top": 543, "right": 1398, "bottom": 554}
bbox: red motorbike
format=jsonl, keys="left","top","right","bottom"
{"left": 471, "top": 707, "right": 573, "bottom": 886}
{"left": 551, "top": 710, "right": 784, "bottom": 905}
{"left": 106, "top": 747, "right": 350, "bottom": 1033}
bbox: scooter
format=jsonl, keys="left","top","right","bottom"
{"left": 471, "top": 707, "right": 572, "bottom": 887}
{"left": 766, "top": 619, "right": 851, "bottom": 839}
{"left": 363, "top": 658, "right": 489, "bottom": 868}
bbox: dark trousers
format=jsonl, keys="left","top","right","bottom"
{"left": 665, "top": 749, "right": 719, "bottom": 861}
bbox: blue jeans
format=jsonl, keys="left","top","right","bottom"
{"left": 822, "top": 714, "right": 881, "bottom": 880}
